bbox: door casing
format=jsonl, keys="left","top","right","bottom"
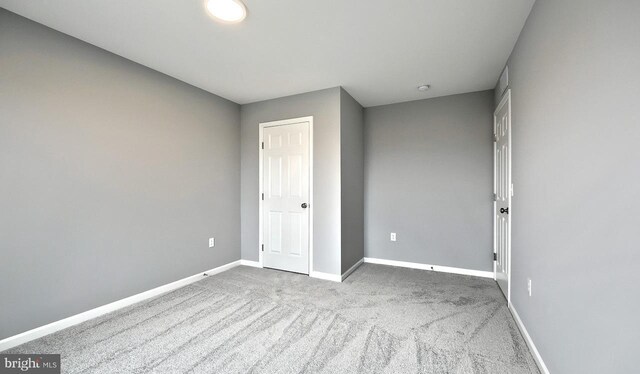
{"left": 258, "top": 116, "right": 314, "bottom": 273}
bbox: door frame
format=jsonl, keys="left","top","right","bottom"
{"left": 258, "top": 116, "right": 314, "bottom": 273}
{"left": 493, "top": 89, "right": 512, "bottom": 305}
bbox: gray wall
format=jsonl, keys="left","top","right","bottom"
{"left": 240, "top": 88, "right": 342, "bottom": 275}
{"left": 340, "top": 89, "right": 365, "bottom": 273}
{"left": 0, "top": 9, "right": 241, "bottom": 340}
{"left": 499, "top": 1, "right": 640, "bottom": 373}
{"left": 364, "top": 91, "right": 494, "bottom": 271}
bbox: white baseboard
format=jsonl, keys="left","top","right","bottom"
{"left": 341, "top": 258, "right": 364, "bottom": 281}
{"left": 509, "top": 304, "right": 550, "bottom": 374}
{"left": 0, "top": 260, "right": 242, "bottom": 352}
{"left": 309, "top": 270, "right": 341, "bottom": 283}
{"left": 239, "top": 259, "right": 262, "bottom": 268}
{"left": 363, "top": 257, "right": 494, "bottom": 279}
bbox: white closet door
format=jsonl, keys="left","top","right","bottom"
{"left": 262, "top": 121, "right": 310, "bottom": 274}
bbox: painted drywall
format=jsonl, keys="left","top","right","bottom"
{"left": 364, "top": 91, "right": 494, "bottom": 271}
{"left": 340, "top": 89, "right": 365, "bottom": 273}
{"left": 0, "top": 0, "right": 536, "bottom": 107}
{"left": 0, "top": 9, "right": 240, "bottom": 340}
{"left": 498, "top": 1, "right": 640, "bottom": 373}
{"left": 240, "top": 88, "right": 342, "bottom": 275}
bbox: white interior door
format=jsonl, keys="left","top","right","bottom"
{"left": 261, "top": 120, "right": 310, "bottom": 274}
{"left": 494, "top": 90, "right": 512, "bottom": 301}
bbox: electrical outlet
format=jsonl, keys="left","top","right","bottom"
{"left": 390, "top": 233, "right": 397, "bottom": 242}
{"left": 527, "top": 278, "right": 532, "bottom": 297}
{"left": 209, "top": 238, "right": 215, "bottom": 248}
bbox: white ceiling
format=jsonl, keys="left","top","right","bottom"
{"left": 0, "top": 0, "right": 535, "bottom": 107}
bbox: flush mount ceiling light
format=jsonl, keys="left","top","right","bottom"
{"left": 418, "top": 85, "right": 431, "bottom": 91}
{"left": 205, "top": 0, "right": 247, "bottom": 24}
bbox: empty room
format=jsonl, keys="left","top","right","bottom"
{"left": 0, "top": 1, "right": 638, "bottom": 373}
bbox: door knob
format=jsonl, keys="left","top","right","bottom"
{"left": 500, "top": 207, "right": 509, "bottom": 214}
{"left": 301, "top": 203, "right": 308, "bottom": 209}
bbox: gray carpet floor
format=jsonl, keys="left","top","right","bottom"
{"left": 5, "top": 264, "right": 540, "bottom": 373}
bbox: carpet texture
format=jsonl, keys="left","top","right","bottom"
{"left": 5, "top": 264, "right": 540, "bottom": 373}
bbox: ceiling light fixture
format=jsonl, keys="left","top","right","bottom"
{"left": 418, "top": 85, "right": 431, "bottom": 91}
{"left": 205, "top": 0, "right": 247, "bottom": 24}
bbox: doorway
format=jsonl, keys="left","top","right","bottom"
{"left": 259, "top": 117, "right": 313, "bottom": 274}
{"left": 494, "top": 90, "right": 512, "bottom": 302}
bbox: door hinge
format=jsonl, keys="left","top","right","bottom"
{"left": 261, "top": 193, "right": 264, "bottom": 200}
{"left": 493, "top": 193, "right": 497, "bottom": 201}
{"left": 261, "top": 244, "right": 264, "bottom": 252}
{"left": 261, "top": 142, "right": 264, "bottom": 149}
{"left": 493, "top": 253, "right": 497, "bottom": 261}
{"left": 493, "top": 134, "right": 497, "bottom": 142}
